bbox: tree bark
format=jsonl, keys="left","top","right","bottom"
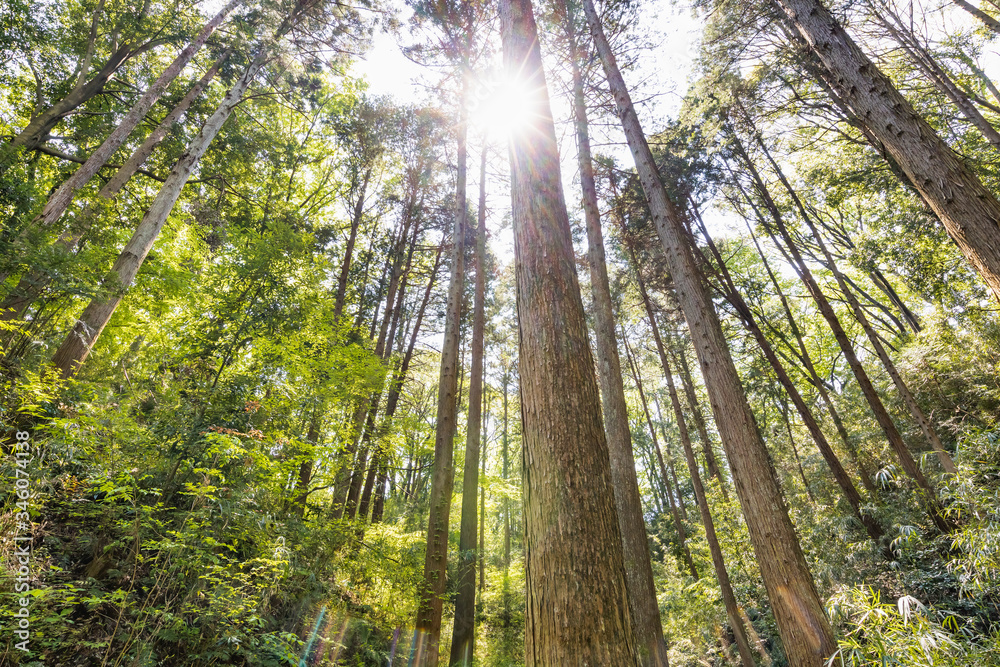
{"left": 583, "top": 0, "right": 837, "bottom": 660}
{"left": 500, "top": 0, "right": 639, "bottom": 662}
{"left": 740, "top": 218, "right": 879, "bottom": 495}
{"left": 450, "top": 142, "right": 488, "bottom": 667}
{"left": 556, "top": 0, "right": 669, "bottom": 661}
{"left": 333, "top": 167, "right": 373, "bottom": 320}
{"left": 690, "top": 204, "right": 887, "bottom": 548}
{"left": 951, "top": 0, "right": 1000, "bottom": 34}
{"left": 774, "top": 0, "right": 1000, "bottom": 302}
{"left": 802, "top": 208, "right": 957, "bottom": 473}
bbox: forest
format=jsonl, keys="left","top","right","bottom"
{"left": 2, "top": 0, "right": 1000, "bottom": 664}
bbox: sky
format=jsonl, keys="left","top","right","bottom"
{"left": 351, "top": 0, "right": 705, "bottom": 263}
{"left": 348, "top": 0, "right": 1000, "bottom": 269}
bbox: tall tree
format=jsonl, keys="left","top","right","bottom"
{"left": 450, "top": 141, "right": 488, "bottom": 666}
{"left": 773, "top": 0, "right": 1000, "bottom": 303}
{"left": 581, "top": 0, "right": 838, "bottom": 660}
{"left": 556, "top": 0, "right": 669, "bottom": 661}
{"left": 500, "top": 0, "right": 639, "bottom": 661}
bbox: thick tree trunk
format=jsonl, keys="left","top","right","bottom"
{"left": 35, "top": 0, "right": 241, "bottom": 229}
{"left": 582, "top": 0, "right": 837, "bottom": 660}
{"left": 557, "top": 1, "right": 669, "bottom": 661}
{"left": 450, "top": 143, "right": 488, "bottom": 667}
{"left": 774, "top": 0, "right": 1000, "bottom": 302}
{"left": 500, "top": 0, "right": 639, "bottom": 662}
{"left": 50, "top": 52, "right": 266, "bottom": 378}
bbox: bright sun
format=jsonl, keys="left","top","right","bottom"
{"left": 468, "top": 73, "right": 538, "bottom": 138}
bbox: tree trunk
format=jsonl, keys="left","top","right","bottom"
{"left": 333, "top": 167, "right": 373, "bottom": 320}
{"left": 740, "top": 219, "right": 879, "bottom": 495}
{"left": 658, "top": 321, "right": 757, "bottom": 667}
{"left": 673, "top": 337, "right": 727, "bottom": 494}
{"left": 50, "top": 52, "right": 267, "bottom": 378}
{"left": 731, "top": 129, "right": 952, "bottom": 532}
{"left": 582, "top": 0, "right": 837, "bottom": 660}
{"left": 294, "top": 413, "right": 321, "bottom": 519}
{"left": 556, "top": 0, "right": 669, "bottom": 661}
{"left": 802, "top": 209, "right": 957, "bottom": 473}
{"left": 690, "top": 205, "right": 887, "bottom": 548}
{"left": 371, "top": 243, "right": 444, "bottom": 524}
{"left": 500, "top": 0, "right": 639, "bottom": 662}
{"left": 450, "top": 142, "right": 488, "bottom": 667}
{"left": 951, "top": 0, "right": 1000, "bottom": 34}
{"left": 411, "top": 74, "right": 468, "bottom": 667}
{"left": 1, "top": 53, "right": 229, "bottom": 322}
{"left": 34, "top": 0, "right": 241, "bottom": 229}
{"left": 774, "top": 0, "right": 1000, "bottom": 303}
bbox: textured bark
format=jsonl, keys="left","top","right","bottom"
{"left": 35, "top": 0, "right": 241, "bottom": 229}
{"left": 557, "top": 0, "right": 668, "bottom": 661}
{"left": 501, "top": 0, "right": 639, "bottom": 662}
{"left": 411, "top": 77, "right": 468, "bottom": 667}
{"left": 450, "top": 145, "right": 488, "bottom": 667}
{"left": 623, "top": 328, "right": 698, "bottom": 581}
{"left": 774, "top": 0, "right": 1000, "bottom": 302}
{"left": 873, "top": 7, "right": 1000, "bottom": 150}
{"left": 583, "top": 0, "right": 837, "bottom": 660}
{"left": 10, "top": 44, "right": 134, "bottom": 153}
{"left": 50, "top": 52, "right": 267, "bottom": 378}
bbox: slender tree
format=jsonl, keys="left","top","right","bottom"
{"left": 450, "top": 141, "right": 488, "bottom": 666}
{"left": 581, "top": 0, "right": 837, "bottom": 660}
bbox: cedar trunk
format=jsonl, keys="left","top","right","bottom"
{"left": 500, "top": 0, "right": 639, "bottom": 662}
{"left": 774, "top": 0, "right": 1000, "bottom": 302}
{"left": 583, "top": 0, "right": 837, "bottom": 661}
